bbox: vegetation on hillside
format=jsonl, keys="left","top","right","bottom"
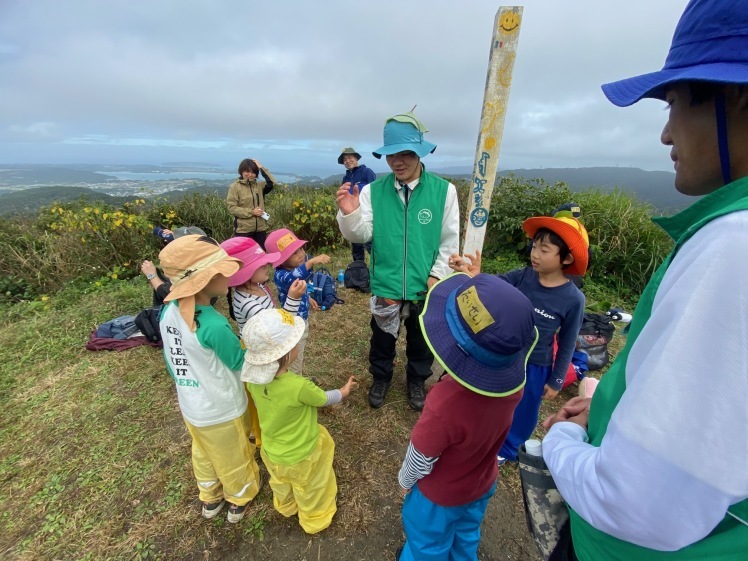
{"left": 0, "top": 176, "right": 672, "bottom": 304}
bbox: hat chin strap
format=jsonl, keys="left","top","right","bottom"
{"left": 716, "top": 92, "right": 732, "bottom": 185}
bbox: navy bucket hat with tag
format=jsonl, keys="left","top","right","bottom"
{"left": 420, "top": 273, "right": 538, "bottom": 397}
{"left": 602, "top": 0, "right": 748, "bottom": 107}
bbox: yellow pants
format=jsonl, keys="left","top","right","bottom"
{"left": 185, "top": 410, "right": 261, "bottom": 506}
{"left": 246, "top": 388, "right": 262, "bottom": 448}
{"left": 260, "top": 424, "right": 337, "bottom": 534}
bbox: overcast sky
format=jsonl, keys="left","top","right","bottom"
{"left": 0, "top": 0, "right": 690, "bottom": 175}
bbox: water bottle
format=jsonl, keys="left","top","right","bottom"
{"left": 337, "top": 269, "right": 345, "bottom": 288}
{"left": 524, "top": 439, "right": 543, "bottom": 457}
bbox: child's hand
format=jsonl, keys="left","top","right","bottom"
{"left": 340, "top": 376, "right": 358, "bottom": 398}
{"left": 542, "top": 384, "right": 560, "bottom": 400}
{"left": 309, "top": 298, "right": 320, "bottom": 311}
{"left": 312, "top": 254, "right": 331, "bottom": 266}
{"left": 448, "top": 250, "right": 482, "bottom": 276}
{"left": 288, "top": 279, "right": 306, "bottom": 299}
{"left": 141, "top": 260, "right": 157, "bottom": 277}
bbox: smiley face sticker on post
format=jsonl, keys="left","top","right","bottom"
{"left": 498, "top": 11, "right": 521, "bottom": 34}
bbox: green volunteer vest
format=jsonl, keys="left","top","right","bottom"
{"left": 369, "top": 170, "right": 448, "bottom": 300}
{"left": 571, "top": 176, "right": 748, "bottom": 560}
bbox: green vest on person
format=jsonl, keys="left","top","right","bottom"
{"left": 369, "top": 170, "right": 448, "bottom": 301}
{"left": 570, "top": 176, "right": 748, "bottom": 560}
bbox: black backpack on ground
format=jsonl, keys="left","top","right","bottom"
{"left": 135, "top": 306, "right": 163, "bottom": 344}
{"left": 344, "top": 260, "right": 370, "bottom": 293}
{"left": 576, "top": 313, "right": 615, "bottom": 370}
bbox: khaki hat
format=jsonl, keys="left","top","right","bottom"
{"left": 241, "top": 309, "right": 306, "bottom": 384}
{"left": 338, "top": 147, "right": 362, "bottom": 165}
{"left": 158, "top": 234, "right": 241, "bottom": 331}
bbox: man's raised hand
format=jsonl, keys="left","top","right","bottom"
{"left": 336, "top": 182, "right": 360, "bottom": 215}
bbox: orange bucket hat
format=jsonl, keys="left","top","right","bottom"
{"left": 158, "top": 234, "right": 241, "bottom": 331}
{"left": 522, "top": 216, "right": 590, "bottom": 276}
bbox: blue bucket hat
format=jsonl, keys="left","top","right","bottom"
{"left": 372, "top": 112, "right": 437, "bottom": 159}
{"left": 420, "top": 273, "right": 538, "bottom": 397}
{"left": 601, "top": 0, "right": 748, "bottom": 107}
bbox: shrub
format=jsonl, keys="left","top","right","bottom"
{"left": 461, "top": 174, "right": 673, "bottom": 295}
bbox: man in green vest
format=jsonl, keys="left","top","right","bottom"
{"left": 336, "top": 113, "right": 460, "bottom": 411}
{"left": 542, "top": 1, "right": 748, "bottom": 559}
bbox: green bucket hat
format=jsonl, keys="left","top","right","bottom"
{"left": 372, "top": 112, "right": 437, "bottom": 159}
{"left": 337, "top": 147, "right": 362, "bottom": 165}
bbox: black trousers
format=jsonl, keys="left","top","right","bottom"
{"left": 548, "top": 520, "right": 578, "bottom": 561}
{"left": 352, "top": 241, "right": 372, "bottom": 262}
{"left": 234, "top": 231, "right": 267, "bottom": 251}
{"left": 369, "top": 300, "right": 433, "bottom": 385}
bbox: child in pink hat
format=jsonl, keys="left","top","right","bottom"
{"left": 265, "top": 228, "right": 331, "bottom": 374}
{"left": 220, "top": 237, "right": 307, "bottom": 335}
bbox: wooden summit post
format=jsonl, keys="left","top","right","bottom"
{"left": 462, "top": 6, "right": 523, "bottom": 257}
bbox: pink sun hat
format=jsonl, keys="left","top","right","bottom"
{"left": 220, "top": 237, "right": 280, "bottom": 288}
{"left": 265, "top": 229, "right": 307, "bottom": 266}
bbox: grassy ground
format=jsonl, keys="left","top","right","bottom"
{"left": 0, "top": 252, "right": 629, "bottom": 561}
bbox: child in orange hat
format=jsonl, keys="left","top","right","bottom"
{"left": 451, "top": 213, "right": 589, "bottom": 464}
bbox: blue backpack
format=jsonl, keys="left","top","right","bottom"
{"left": 308, "top": 268, "right": 344, "bottom": 310}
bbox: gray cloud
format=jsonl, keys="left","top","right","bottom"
{"left": 0, "top": 0, "right": 688, "bottom": 174}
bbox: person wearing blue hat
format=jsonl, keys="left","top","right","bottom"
{"left": 336, "top": 112, "right": 460, "bottom": 411}
{"left": 395, "top": 273, "right": 537, "bottom": 561}
{"left": 542, "top": 1, "right": 748, "bottom": 559}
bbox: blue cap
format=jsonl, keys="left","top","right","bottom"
{"left": 602, "top": 0, "right": 748, "bottom": 107}
{"left": 372, "top": 112, "right": 437, "bottom": 159}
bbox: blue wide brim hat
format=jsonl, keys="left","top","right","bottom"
{"left": 602, "top": 0, "right": 748, "bottom": 106}
{"left": 373, "top": 113, "right": 437, "bottom": 159}
{"left": 420, "top": 273, "right": 538, "bottom": 397}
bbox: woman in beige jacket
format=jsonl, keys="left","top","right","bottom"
{"left": 226, "top": 158, "right": 276, "bottom": 249}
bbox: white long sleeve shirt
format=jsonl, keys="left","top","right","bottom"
{"left": 337, "top": 175, "right": 460, "bottom": 280}
{"left": 543, "top": 211, "right": 748, "bottom": 551}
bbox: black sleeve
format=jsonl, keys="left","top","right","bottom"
{"left": 261, "top": 170, "right": 274, "bottom": 195}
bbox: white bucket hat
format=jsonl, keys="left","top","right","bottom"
{"left": 241, "top": 309, "right": 306, "bottom": 384}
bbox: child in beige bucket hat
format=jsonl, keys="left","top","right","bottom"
{"left": 241, "top": 308, "right": 357, "bottom": 534}
{"left": 158, "top": 234, "right": 262, "bottom": 523}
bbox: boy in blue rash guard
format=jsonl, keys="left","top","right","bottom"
{"left": 265, "top": 228, "right": 331, "bottom": 375}
{"left": 451, "top": 214, "right": 588, "bottom": 463}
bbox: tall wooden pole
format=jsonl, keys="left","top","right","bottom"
{"left": 462, "top": 6, "right": 523, "bottom": 256}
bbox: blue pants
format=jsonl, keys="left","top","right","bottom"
{"left": 499, "top": 363, "right": 550, "bottom": 461}
{"left": 400, "top": 482, "right": 496, "bottom": 561}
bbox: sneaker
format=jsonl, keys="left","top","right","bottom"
{"left": 227, "top": 502, "right": 247, "bottom": 523}
{"left": 201, "top": 499, "right": 226, "bottom": 519}
{"left": 368, "top": 380, "right": 391, "bottom": 408}
{"left": 497, "top": 455, "right": 508, "bottom": 467}
{"left": 406, "top": 382, "right": 426, "bottom": 411}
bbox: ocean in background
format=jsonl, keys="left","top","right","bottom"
{"left": 98, "top": 171, "right": 299, "bottom": 183}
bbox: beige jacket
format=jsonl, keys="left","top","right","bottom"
{"left": 226, "top": 169, "right": 277, "bottom": 233}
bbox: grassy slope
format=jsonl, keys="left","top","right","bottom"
{"left": 0, "top": 254, "right": 628, "bottom": 561}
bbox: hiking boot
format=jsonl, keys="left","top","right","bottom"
{"left": 201, "top": 499, "right": 226, "bottom": 519}
{"left": 368, "top": 381, "right": 391, "bottom": 408}
{"left": 407, "top": 382, "right": 426, "bottom": 411}
{"left": 227, "top": 502, "right": 247, "bottom": 524}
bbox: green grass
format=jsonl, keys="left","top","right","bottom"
{"left": 0, "top": 249, "right": 630, "bottom": 560}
